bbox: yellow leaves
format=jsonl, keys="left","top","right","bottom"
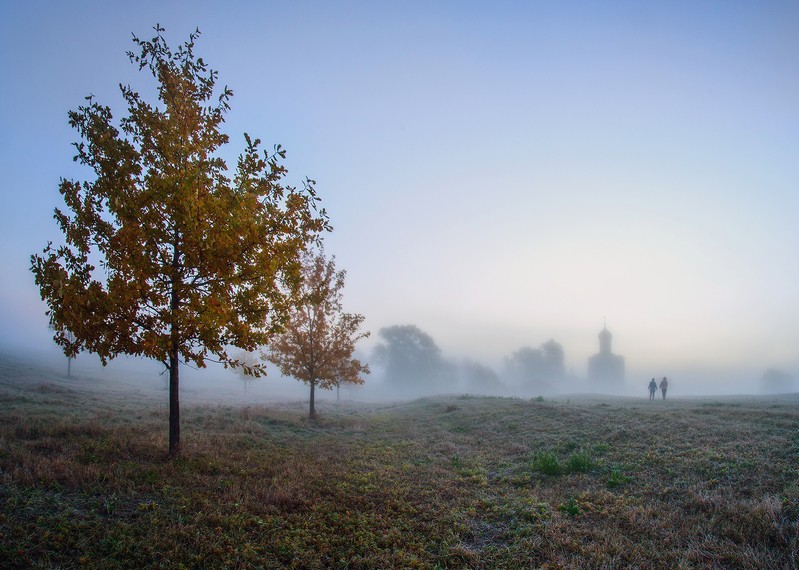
{"left": 32, "top": 25, "right": 329, "bottom": 378}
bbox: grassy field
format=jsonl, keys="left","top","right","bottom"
{"left": 1, "top": 359, "right": 798, "bottom": 568}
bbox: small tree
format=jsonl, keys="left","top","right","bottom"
{"left": 266, "top": 249, "right": 369, "bottom": 418}
{"left": 49, "top": 322, "right": 75, "bottom": 377}
{"left": 30, "top": 26, "right": 329, "bottom": 456}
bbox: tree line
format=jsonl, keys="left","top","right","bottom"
{"left": 372, "top": 324, "right": 567, "bottom": 396}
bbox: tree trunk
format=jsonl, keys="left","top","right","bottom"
{"left": 309, "top": 379, "right": 316, "bottom": 419}
{"left": 67, "top": 356, "right": 71, "bottom": 378}
{"left": 169, "top": 345, "right": 180, "bottom": 457}
{"left": 168, "top": 233, "right": 181, "bottom": 457}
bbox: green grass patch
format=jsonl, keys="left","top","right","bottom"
{"left": 606, "top": 466, "right": 633, "bottom": 488}
{"left": 566, "top": 449, "right": 595, "bottom": 473}
{"left": 558, "top": 496, "right": 581, "bottom": 516}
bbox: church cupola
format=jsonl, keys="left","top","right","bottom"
{"left": 599, "top": 324, "right": 612, "bottom": 354}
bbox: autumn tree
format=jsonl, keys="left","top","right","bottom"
{"left": 266, "top": 249, "right": 369, "bottom": 418}
{"left": 30, "top": 26, "right": 329, "bottom": 456}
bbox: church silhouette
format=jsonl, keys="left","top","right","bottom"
{"left": 587, "top": 322, "right": 625, "bottom": 388}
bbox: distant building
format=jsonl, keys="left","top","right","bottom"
{"left": 588, "top": 324, "right": 625, "bottom": 388}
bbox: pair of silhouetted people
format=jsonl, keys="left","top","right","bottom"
{"left": 648, "top": 377, "right": 668, "bottom": 400}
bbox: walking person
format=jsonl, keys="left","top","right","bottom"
{"left": 648, "top": 378, "right": 657, "bottom": 400}
{"left": 659, "top": 376, "right": 668, "bottom": 400}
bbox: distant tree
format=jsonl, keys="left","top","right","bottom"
{"left": 505, "top": 346, "right": 544, "bottom": 384}
{"left": 505, "top": 339, "right": 566, "bottom": 391}
{"left": 232, "top": 349, "right": 261, "bottom": 393}
{"left": 541, "top": 339, "right": 565, "bottom": 380}
{"left": 760, "top": 368, "right": 795, "bottom": 394}
{"left": 373, "top": 325, "right": 453, "bottom": 393}
{"left": 266, "top": 249, "right": 369, "bottom": 418}
{"left": 460, "top": 359, "right": 499, "bottom": 394}
{"left": 30, "top": 26, "right": 329, "bottom": 456}
{"left": 49, "top": 322, "right": 75, "bottom": 377}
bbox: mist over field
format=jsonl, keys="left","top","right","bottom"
{"left": 3, "top": 328, "right": 793, "bottom": 409}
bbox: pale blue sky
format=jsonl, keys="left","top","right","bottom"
{"left": 1, "top": 1, "right": 797, "bottom": 382}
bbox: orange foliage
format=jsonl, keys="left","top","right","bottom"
{"left": 267, "top": 249, "right": 369, "bottom": 416}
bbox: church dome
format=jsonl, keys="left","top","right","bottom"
{"left": 598, "top": 324, "right": 612, "bottom": 354}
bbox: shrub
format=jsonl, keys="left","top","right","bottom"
{"left": 533, "top": 451, "right": 562, "bottom": 476}
{"left": 566, "top": 450, "right": 594, "bottom": 473}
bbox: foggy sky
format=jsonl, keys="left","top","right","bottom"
{"left": 1, "top": 1, "right": 797, "bottom": 389}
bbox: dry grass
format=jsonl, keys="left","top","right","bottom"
{"left": 1, "top": 367, "right": 798, "bottom": 568}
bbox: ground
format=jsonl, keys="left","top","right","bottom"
{"left": 1, "top": 352, "right": 797, "bottom": 569}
